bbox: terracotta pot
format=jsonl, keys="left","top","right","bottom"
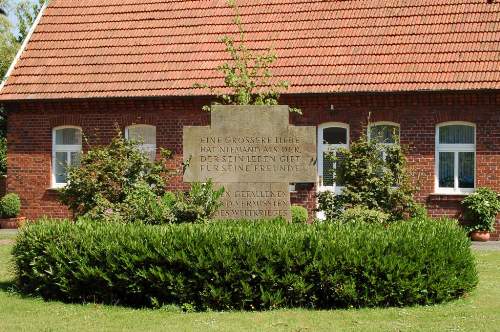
{"left": 0, "top": 216, "right": 26, "bottom": 229}
{"left": 470, "top": 230, "right": 490, "bottom": 242}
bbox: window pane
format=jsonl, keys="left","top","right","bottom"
{"left": 140, "top": 147, "right": 156, "bottom": 161}
{"left": 370, "top": 125, "right": 399, "bottom": 144}
{"left": 439, "top": 125, "right": 474, "bottom": 144}
{"left": 56, "top": 128, "right": 82, "bottom": 145}
{"left": 127, "top": 126, "right": 156, "bottom": 145}
{"left": 322, "top": 152, "right": 334, "bottom": 186}
{"left": 323, "top": 127, "right": 347, "bottom": 144}
{"left": 439, "top": 152, "right": 454, "bottom": 188}
{"left": 70, "top": 152, "right": 81, "bottom": 167}
{"left": 55, "top": 152, "right": 68, "bottom": 184}
{"left": 459, "top": 152, "right": 475, "bottom": 189}
{"left": 335, "top": 151, "right": 346, "bottom": 186}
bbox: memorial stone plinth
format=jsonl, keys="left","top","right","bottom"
{"left": 183, "top": 105, "right": 316, "bottom": 220}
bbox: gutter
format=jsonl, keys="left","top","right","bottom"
{"left": 0, "top": 1, "right": 48, "bottom": 90}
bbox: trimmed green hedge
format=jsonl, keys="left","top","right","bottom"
{"left": 12, "top": 218, "right": 477, "bottom": 310}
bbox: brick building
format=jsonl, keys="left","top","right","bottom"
{"left": 0, "top": 1, "right": 498, "bottom": 238}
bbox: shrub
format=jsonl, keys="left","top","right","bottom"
{"left": 291, "top": 205, "right": 308, "bottom": 223}
{"left": 119, "top": 182, "right": 176, "bottom": 225}
{"left": 317, "top": 131, "right": 420, "bottom": 221}
{"left": 13, "top": 218, "right": 477, "bottom": 311}
{"left": 58, "top": 131, "right": 173, "bottom": 218}
{"left": 59, "top": 132, "right": 224, "bottom": 224}
{"left": 462, "top": 188, "right": 500, "bottom": 232}
{"left": 173, "top": 181, "right": 225, "bottom": 222}
{"left": 80, "top": 180, "right": 224, "bottom": 225}
{"left": 339, "top": 206, "right": 390, "bottom": 225}
{"left": 0, "top": 193, "right": 21, "bottom": 218}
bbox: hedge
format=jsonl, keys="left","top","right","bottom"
{"left": 12, "top": 218, "right": 477, "bottom": 310}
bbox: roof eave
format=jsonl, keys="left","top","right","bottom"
{"left": 0, "top": 87, "right": 498, "bottom": 105}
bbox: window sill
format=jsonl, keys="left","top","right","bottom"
{"left": 430, "top": 193, "right": 469, "bottom": 196}
{"left": 47, "top": 186, "right": 64, "bottom": 192}
{"left": 429, "top": 193, "right": 470, "bottom": 202}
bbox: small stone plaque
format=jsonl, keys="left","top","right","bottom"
{"left": 214, "top": 183, "right": 291, "bottom": 220}
{"left": 183, "top": 105, "right": 317, "bottom": 220}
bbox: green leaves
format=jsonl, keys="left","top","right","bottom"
{"left": 462, "top": 187, "right": 500, "bottom": 232}
{"left": 58, "top": 130, "right": 173, "bottom": 219}
{"left": 0, "top": 192, "right": 20, "bottom": 218}
{"left": 318, "top": 131, "right": 420, "bottom": 221}
{"left": 291, "top": 205, "right": 308, "bottom": 223}
{"left": 194, "top": 0, "right": 301, "bottom": 114}
{"left": 12, "top": 218, "right": 477, "bottom": 311}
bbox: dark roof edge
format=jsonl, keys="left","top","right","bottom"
{"left": 0, "top": 88, "right": 498, "bottom": 106}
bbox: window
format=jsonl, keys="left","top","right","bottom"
{"left": 125, "top": 125, "right": 156, "bottom": 160}
{"left": 368, "top": 122, "right": 400, "bottom": 159}
{"left": 435, "top": 122, "right": 475, "bottom": 194}
{"left": 317, "top": 123, "right": 349, "bottom": 192}
{"left": 52, "top": 126, "right": 82, "bottom": 188}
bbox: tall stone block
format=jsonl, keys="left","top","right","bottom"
{"left": 183, "top": 105, "right": 317, "bottom": 220}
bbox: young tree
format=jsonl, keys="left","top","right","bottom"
{"left": 195, "top": 0, "right": 300, "bottom": 113}
{"left": 318, "top": 129, "right": 422, "bottom": 221}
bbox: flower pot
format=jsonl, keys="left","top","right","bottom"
{"left": 0, "top": 216, "right": 26, "bottom": 229}
{"left": 470, "top": 230, "right": 490, "bottom": 242}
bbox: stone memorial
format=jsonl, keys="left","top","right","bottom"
{"left": 183, "top": 105, "right": 317, "bottom": 220}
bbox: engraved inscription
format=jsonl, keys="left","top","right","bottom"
{"left": 183, "top": 105, "right": 317, "bottom": 220}
{"left": 214, "top": 183, "right": 291, "bottom": 220}
{"left": 198, "top": 135, "right": 305, "bottom": 174}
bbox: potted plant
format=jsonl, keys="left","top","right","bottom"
{"left": 0, "top": 193, "right": 25, "bottom": 229}
{"left": 461, "top": 188, "right": 500, "bottom": 241}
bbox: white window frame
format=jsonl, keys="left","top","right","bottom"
{"left": 368, "top": 121, "right": 400, "bottom": 160}
{"left": 125, "top": 124, "right": 157, "bottom": 160}
{"left": 435, "top": 122, "right": 476, "bottom": 194}
{"left": 52, "top": 126, "right": 82, "bottom": 189}
{"left": 317, "top": 122, "right": 349, "bottom": 194}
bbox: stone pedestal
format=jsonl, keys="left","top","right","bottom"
{"left": 183, "top": 105, "right": 317, "bottom": 220}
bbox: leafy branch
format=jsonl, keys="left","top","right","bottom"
{"left": 195, "top": 0, "right": 301, "bottom": 114}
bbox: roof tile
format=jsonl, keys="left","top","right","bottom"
{"left": 1, "top": 0, "right": 499, "bottom": 100}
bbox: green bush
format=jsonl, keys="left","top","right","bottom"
{"left": 120, "top": 182, "right": 176, "bottom": 225}
{"left": 339, "top": 206, "right": 390, "bottom": 224}
{"left": 80, "top": 181, "right": 224, "bottom": 225}
{"left": 13, "top": 218, "right": 477, "bottom": 311}
{"left": 0, "top": 193, "right": 21, "bottom": 218}
{"left": 291, "top": 205, "right": 308, "bottom": 223}
{"left": 318, "top": 131, "right": 420, "bottom": 221}
{"left": 462, "top": 188, "right": 500, "bottom": 232}
{"left": 59, "top": 132, "right": 224, "bottom": 224}
{"left": 58, "top": 131, "right": 172, "bottom": 218}
{"left": 172, "top": 181, "right": 225, "bottom": 223}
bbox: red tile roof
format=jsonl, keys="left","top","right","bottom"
{"left": 1, "top": 0, "right": 499, "bottom": 101}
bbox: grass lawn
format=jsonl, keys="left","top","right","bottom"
{"left": 0, "top": 241, "right": 498, "bottom": 332}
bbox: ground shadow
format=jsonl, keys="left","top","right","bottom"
{"left": 0, "top": 280, "right": 15, "bottom": 292}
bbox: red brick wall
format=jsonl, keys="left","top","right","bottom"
{"left": 5, "top": 91, "right": 500, "bottom": 239}
{"left": 0, "top": 175, "right": 6, "bottom": 197}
